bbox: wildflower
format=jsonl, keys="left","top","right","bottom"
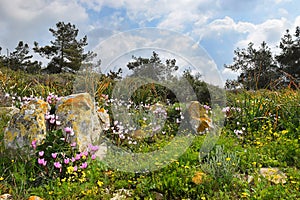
{"left": 91, "top": 154, "right": 96, "bottom": 160}
{"left": 75, "top": 154, "right": 81, "bottom": 160}
{"left": 71, "top": 157, "right": 76, "bottom": 162}
{"left": 226, "top": 157, "right": 231, "bottom": 161}
{"left": 80, "top": 162, "right": 88, "bottom": 169}
{"left": 119, "top": 134, "right": 125, "bottom": 139}
{"left": 51, "top": 153, "right": 58, "bottom": 159}
{"left": 82, "top": 151, "right": 89, "bottom": 157}
{"left": 97, "top": 180, "right": 104, "bottom": 187}
{"left": 73, "top": 166, "right": 78, "bottom": 171}
{"left": 64, "top": 127, "right": 74, "bottom": 136}
{"left": 38, "top": 158, "right": 47, "bottom": 166}
{"left": 0, "top": 177, "right": 4, "bottom": 181}
{"left": 70, "top": 142, "right": 77, "bottom": 147}
{"left": 39, "top": 151, "right": 44, "bottom": 157}
{"left": 67, "top": 166, "right": 74, "bottom": 174}
{"left": 64, "top": 158, "right": 70, "bottom": 164}
{"left": 54, "top": 162, "right": 62, "bottom": 169}
{"left": 31, "top": 140, "right": 37, "bottom": 149}
{"left": 241, "top": 192, "right": 249, "bottom": 198}
{"left": 56, "top": 120, "right": 61, "bottom": 126}
{"left": 203, "top": 105, "right": 211, "bottom": 110}
{"left": 192, "top": 171, "right": 205, "bottom": 185}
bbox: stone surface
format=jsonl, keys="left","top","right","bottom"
{"left": 0, "top": 107, "right": 20, "bottom": 118}
{"left": 188, "top": 101, "right": 212, "bottom": 133}
{"left": 259, "top": 167, "right": 287, "bottom": 184}
{"left": 0, "top": 194, "right": 12, "bottom": 200}
{"left": 4, "top": 99, "right": 50, "bottom": 149}
{"left": 55, "top": 93, "right": 107, "bottom": 154}
{"left": 3, "top": 92, "right": 108, "bottom": 159}
{"left": 27, "top": 196, "right": 43, "bottom": 200}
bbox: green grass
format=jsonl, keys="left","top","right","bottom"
{"left": 0, "top": 67, "right": 299, "bottom": 199}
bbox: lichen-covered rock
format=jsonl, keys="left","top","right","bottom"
{"left": 4, "top": 99, "right": 50, "bottom": 149}
{"left": 188, "top": 101, "right": 212, "bottom": 133}
{"left": 0, "top": 107, "right": 20, "bottom": 118}
{"left": 259, "top": 167, "right": 287, "bottom": 184}
{"left": 27, "top": 196, "right": 44, "bottom": 200}
{"left": 55, "top": 93, "right": 103, "bottom": 152}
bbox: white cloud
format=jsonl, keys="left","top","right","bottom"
{"left": 0, "top": 0, "right": 89, "bottom": 51}
{"left": 236, "top": 18, "right": 291, "bottom": 50}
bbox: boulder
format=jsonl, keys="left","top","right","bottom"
{"left": 259, "top": 167, "right": 287, "bottom": 184}
{"left": 0, "top": 107, "right": 20, "bottom": 119}
{"left": 4, "top": 99, "right": 50, "bottom": 149}
{"left": 55, "top": 93, "right": 107, "bottom": 153}
{"left": 3, "top": 92, "right": 109, "bottom": 159}
{"left": 188, "top": 101, "right": 212, "bottom": 133}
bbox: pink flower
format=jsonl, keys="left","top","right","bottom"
{"left": 49, "top": 118, "right": 56, "bottom": 124}
{"left": 91, "top": 154, "right": 96, "bottom": 160}
{"left": 51, "top": 153, "right": 58, "bottom": 159}
{"left": 80, "top": 162, "right": 88, "bottom": 169}
{"left": 31, "top": 140, "right": 37, "bottom": 149}
{"left": 64, "top": 158, "right": 70, "bottom": 164}
{"left": 73, "top": 166, "right": 78, "bottom": 171}
{"left": 56, "top": 120, "right": 61, "bottom": 126}
{"left": 71, "top": 157, "right": 76, "bottom": 162}
{"left": 38, "top": 158, "right": 47, "bottom": 166}
{"left": 82, "top": 151, "right": 89, "bottom": 157}
{"left": 88, "top": 144, "right": 99, "bottom": 152}
{"left": 39, "top": 151, "right": 44, "bottom": 157}
{"left": 75, "top": 154, "right": 81, "bottom": 160}
{"left": 54, "top": 162, "right": 62, "bottom": 169}
{"left": 70, "top": 142, "right": 77, "bottom": 147}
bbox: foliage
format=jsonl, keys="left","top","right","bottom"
{"left": 1, "top": 41, "right": 41, "bottom": 73}
{"left": 34, "top": 22, "right": 94, "bottom": 73}
{"left": 275, "top": 26, "right": 300, "bottom": 87}
{"left": 0, "top": 71, "right": 300, "bottom": 199}
{"left": 127, "top": 51, "right": 178, "bottom": 81}
{"left": 225, "top": 41, "right": 278, "bottom": 90}
{"left": 226, "top": 26, "right": 300, "bottom": 90}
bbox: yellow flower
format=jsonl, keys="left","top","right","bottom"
{"left": 192, "top": 172, "right": 205, "bottom": 185}
{"left": 201, "top": 197, "right": 206, "bottom": 200}
{"left": 97, "top": 180, "right": 104, "bottom": 187}
{"left": 67, "top": 166, "right": 74, "bottom": 174}
{"left": 217, "top": 162, "right": 222, "bottom": 166}
{"left": 241, "top": 192, "right": 250, "bottom": 198}
{"left": 49, "top": 191, "right": 53, "bottom": 195}
{"left": 226, "top": 157, "right": 231, "bottom": 161}
{"left": 252, "top": 162, "right": 257, "bottom": 166}
{"left": 0, "top": 177, "right": 4, "bottom": 181}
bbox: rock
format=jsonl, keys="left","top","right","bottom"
{"left": 0, "top": 194, "right": 12, "bottom": 200}
{"left": 4, "top": 99, "right": 50, "bottom": 149}
{"left": 259, "top": 167, "right": 287, "bottom": 184}
{"left": 27, "top": 196, "right": 43, "bottom": 200}
{"left": 97, "top": 107, "right": 110, "bottom": 130}
{"left": 188, "top": 101, "right": 212, "bottom": 133}
{"left": 55, "top": 93, "right": 105, "bottom": 154}
{"left": 0, "top": 107, "right": 20, "bottom": 118}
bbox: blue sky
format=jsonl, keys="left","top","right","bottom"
{"left": 0, "top": 0, "right": 299, "bottom": 85}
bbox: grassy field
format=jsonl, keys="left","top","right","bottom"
{"left": 0, "top": 67, "right": 299, "bottom": 199}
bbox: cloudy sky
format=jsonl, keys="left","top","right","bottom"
{"left": 0, "top": 0, "right": 299, "bottom": 85}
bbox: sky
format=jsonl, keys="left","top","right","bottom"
{"left": 0, "top": 0, "right": 300, "bottom": 86}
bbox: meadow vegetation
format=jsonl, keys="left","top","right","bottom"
{"left": 0, "top": 66, "right": 299, "bottom": 199}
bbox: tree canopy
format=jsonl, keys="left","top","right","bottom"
{"left": 225, "top": 26, "right": 300, "bottom": 90}
{"left": 127, "top": 51, "right": 178, "bottom": 81}
{"left": 34, "top": 22, "right": 93, "bottom": 73}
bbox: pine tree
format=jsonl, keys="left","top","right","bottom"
{"left": 34, "top": 22, "right": 93, "bottom": 73}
